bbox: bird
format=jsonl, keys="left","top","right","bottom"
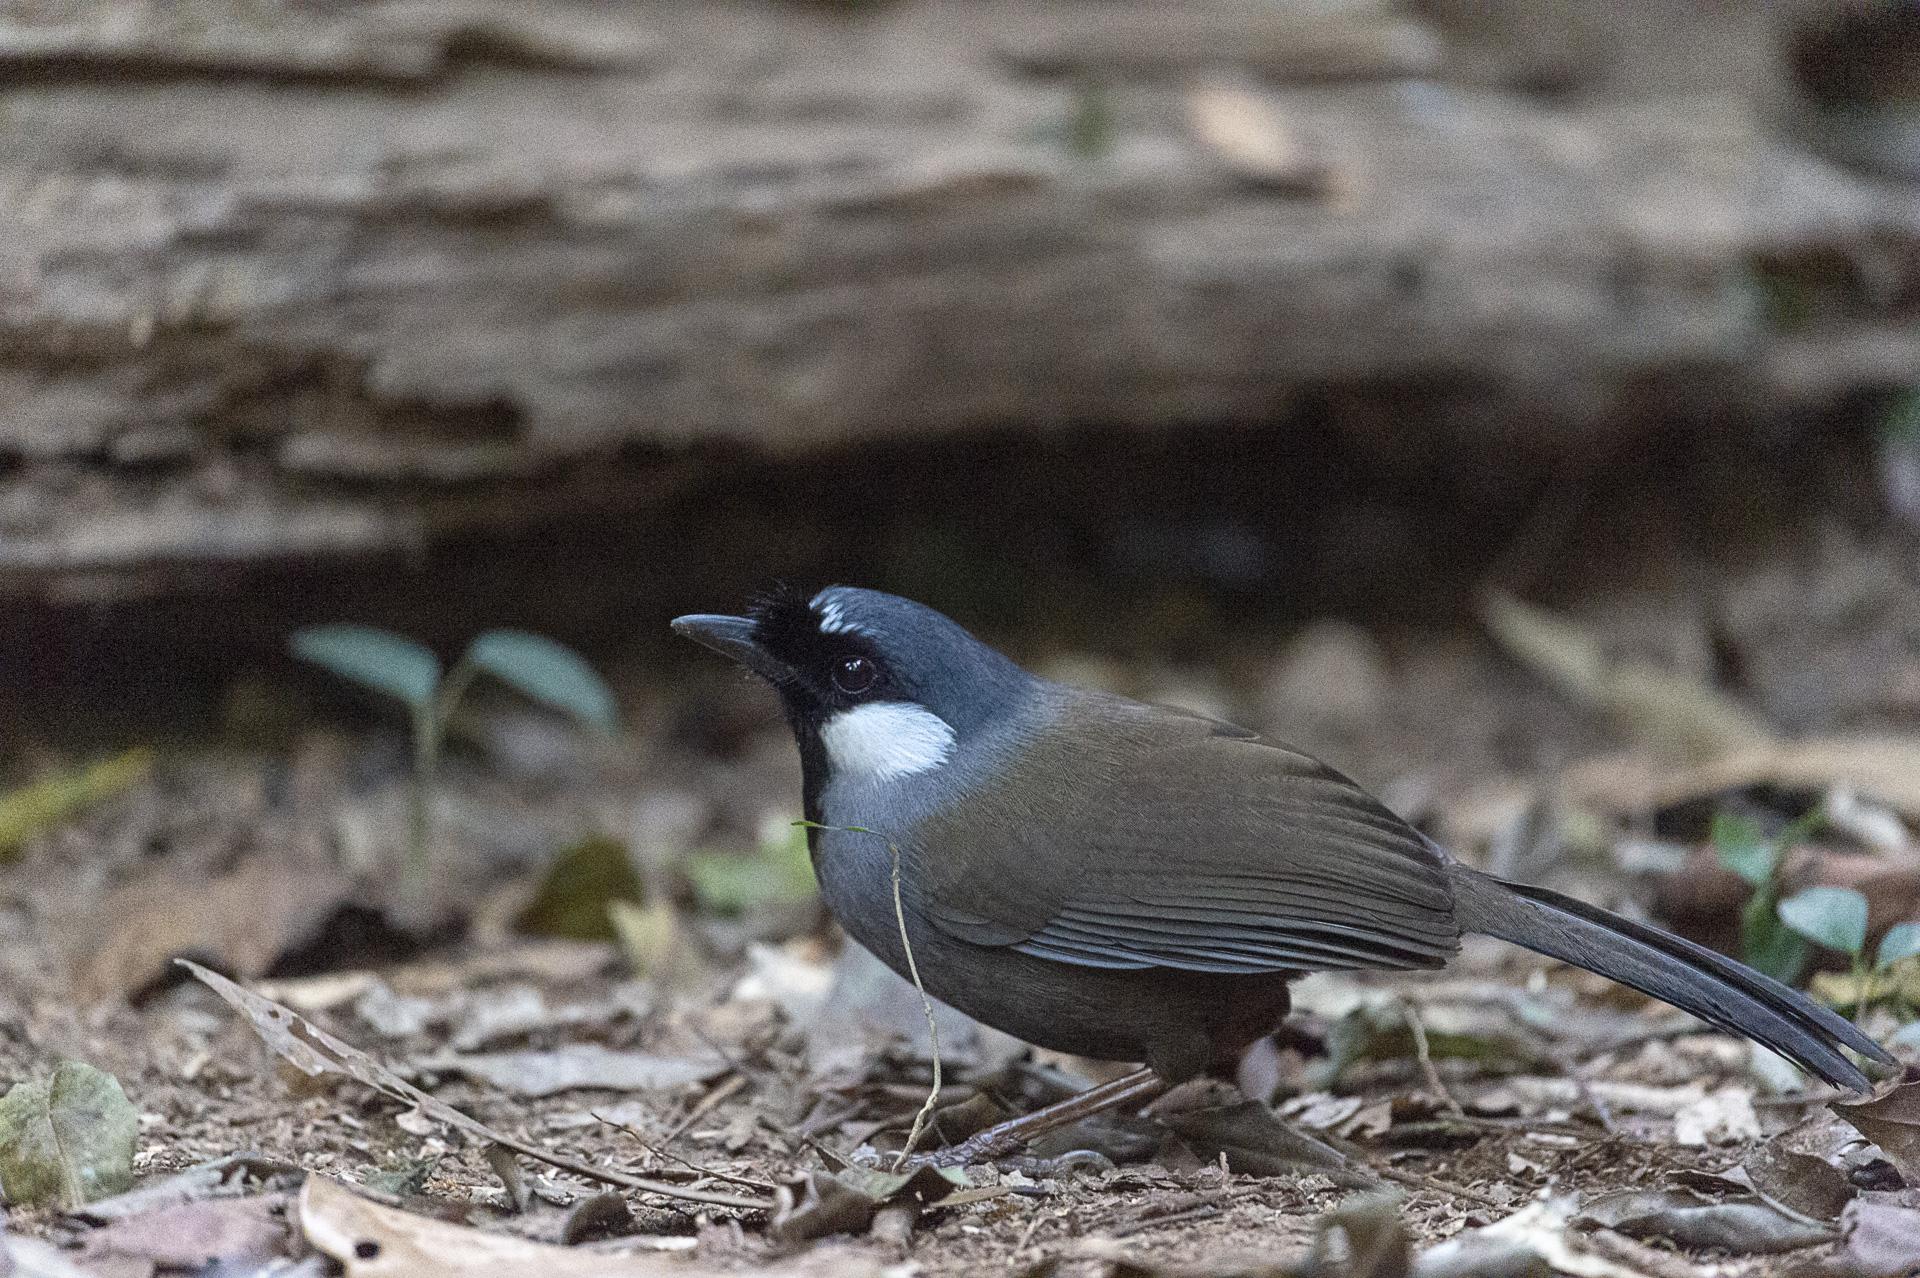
{"left": 673, "top": 586, "right": 1892, "bottom": 1163}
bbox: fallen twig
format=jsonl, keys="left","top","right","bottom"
{"left": 598, "top": 1114, "right": 779, "bottom": 1192}
{"left": 1375, "top": 1164, "right": 1505, "bottom": 1211}
{"left": 179, "top": 960, "right": 772, "bottom": 1213}
{"left": 660, "top": 1072, "right": 748, "bottom": 1147}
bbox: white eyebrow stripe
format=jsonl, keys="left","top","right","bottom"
{"left": 820, "top": 702, "right": 954, "bottom": 781}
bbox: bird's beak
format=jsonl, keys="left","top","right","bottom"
{"left": 670, "top": 614, "right": 793, "bottom": 682}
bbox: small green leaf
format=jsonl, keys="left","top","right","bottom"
{"left": 467, "top": 631, "right": 618, "bottom": 732}
{"left": 687, "top": 825, "right": 818, "bottom": 915}
{"left": 0, "top": 1061, "right": 137, "bottom": 1208}
{"left": 1742, "top": 887, "right": 1812, "bottom": 984}
{"left": 1879, "top": 922, "right": 1920, "bottom": 970}
{"left": 1712, "top": 811, "right": 1778, "bottom": 888}
{"left": 292, "top": 625, "right": 440, "bottom": 710}
{"left": 1778, "top": 887, "right": 1870, "bottom": 957}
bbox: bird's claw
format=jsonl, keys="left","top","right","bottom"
{"left": 896, "top": 1141, "right": 1115, "bottom": 1176}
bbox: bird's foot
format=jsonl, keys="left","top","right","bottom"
{"left": 895, "top": 1142, "right": 1115, "bottom": 1176}
{"left": 887, "top": 1067, "right": 1169, "bottom": 1169}
{"left": 894, "top": 1127, "right": 1026, "bottom": 1169}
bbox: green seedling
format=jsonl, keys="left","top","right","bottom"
{"left": 291, "top": 625, "right": 617, "bottom": 889}
{"left": 1713, "top": 807, "right": 1825, "bottom": 984}
{"left": 1780, "top": 883, "right": 1920, "bottom": 1020}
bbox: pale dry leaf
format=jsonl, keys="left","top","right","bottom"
{"left": 1565, "top": 736, "right": 1920, "bottom": 822}
{"left": 1672, "top": 1086, "right": 1761, "bottom": 1147}
{"left": 300, "top": 1176, "right": 878, "bottom": 1278}
{"left": 254, "top": 971, "right": 381, "bottom": 1014}
{"left": 1419, "top": 1198, "right": 1662, "bottom": 1278}
{"left": 73, "top": 1152, "right": 304, "bottom": 1224}
{"left": 1576, "top": 1188, "right": 1833, "bottom": 1253}
{"left": 1186, "top": 82, "right": 1334, "bottom": 193}
{"left": 0, "top": 1233, "right": 101, "bottom": 1278}
{"left": 180, "top": 962, "right": 766, "bottom": 1211}
{"left": 79, "top": 1195, "right": 290, "bottom": 1272}
{"left": 418, "top": 1045, "right": 728, "bottom": 1097}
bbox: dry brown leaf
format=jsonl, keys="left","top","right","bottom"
{"left": 76, "top": 861, "right": 352, "bottom": 1002}
{"left": 1836, "top": 1198, "right": 1920, "bottom": 1278}
{"left": 1834, "top": 1082, "right": 1920, "bottom": 1182}
{"left": 180, "top": 961, "right": 767, "bottom": 1212}
{"left": 1742, "top": 1140, "right": 1856, "bottom": 1223}
{"left": 79, "top": 1195, "right": 291, "bottom": 1273}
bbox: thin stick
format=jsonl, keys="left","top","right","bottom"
{"left": 1375, "top": 1164, "right": 1504, "bottom": 1210}
{"left": 660, "top": 1072, "right": 747, "bottom": 1147}
{"left": 1399, "top": 997, "right": 1465, "bottom": 1120}
{"left": 887, "top": 835, "right": 942, "bottom": 1169}
{"left": 598, "top": 1114, "right": 779, "bottom": 1192}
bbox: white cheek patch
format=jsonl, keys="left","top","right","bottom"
{"left": 821, "top": 702, "right": 955, "bottom": 781}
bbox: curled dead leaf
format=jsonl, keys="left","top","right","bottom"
{"left": 1576, "top": 1187, "right": 1833, "bottom": 1253}
{"left": 1834, "top": 1081, "right": 1920, "bottom": 1183}
{"left": 771, "top": 1164, "right": 969, "bottom": 1243}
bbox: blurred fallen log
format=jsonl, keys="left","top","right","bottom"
{"left": 2, "top": 0, "right": 1917, "bottom": 600}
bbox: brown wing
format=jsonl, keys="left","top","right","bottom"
{"left": 917, "top": 697, "right": 1460, "bottom": 975}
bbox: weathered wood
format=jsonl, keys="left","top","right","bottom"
{"left": 1, "top": 0, "right": 1915, "bottom": 598}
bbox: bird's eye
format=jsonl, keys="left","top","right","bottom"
{"left": 831, "top": 656, "right": 876, "bottom": 695}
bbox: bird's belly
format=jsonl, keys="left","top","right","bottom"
{"left": 813, "top": 834, "right": 1290, "bottom": 1078}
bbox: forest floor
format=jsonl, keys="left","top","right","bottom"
{"left": 3, "top": 527, "right": 1920, "bottom": 1276}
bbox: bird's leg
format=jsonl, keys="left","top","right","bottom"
{"left": 909, "top": 1067, "right": 1168, "bottom": 1168}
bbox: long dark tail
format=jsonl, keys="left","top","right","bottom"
{"left": 1448, "top": 864, "right": 1893, "bottom": 1091}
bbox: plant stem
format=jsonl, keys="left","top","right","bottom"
{"left": 795, "top": 820, "right": 941, "bottom": 1168}
{"left": 405, "top": 702, "right": 434, "bottom": 895}
{"left": 404, "top": 653, "right": 480, "bottom": 900}
{"left": 887, "top": 835, "right": 941, "bottom": 1169}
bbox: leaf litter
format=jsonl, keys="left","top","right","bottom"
{"left": 9, "top": 585, "right": 1920, "bottom": 1275}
